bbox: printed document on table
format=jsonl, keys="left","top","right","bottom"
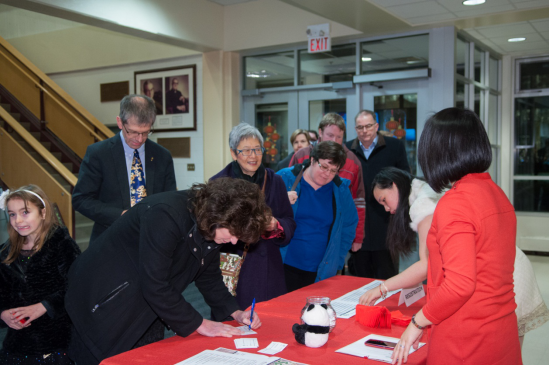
{"left": 175, "top": 348, "right": 308, "bottom": 365}
{"left": 336, "top": 334, "right": 425, "bottom": 363}
{"left": 331, "top": 280, "right": 401, "bottom": 318}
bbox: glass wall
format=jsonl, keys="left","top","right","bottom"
{"left": 299, "top": 44, "right": 355, "bottom": 85}
{"left": 455, "top": 35, "right": 501, "bottom": 184}
{"left": 361, "top": 34, "right": 429, "bottom": 74}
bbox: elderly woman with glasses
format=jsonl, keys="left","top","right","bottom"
{"left": 211, "top": 123, "right": 296, "bottom": 311}
{"left": 276, "top": 141, "right": 358, "bottom": 292}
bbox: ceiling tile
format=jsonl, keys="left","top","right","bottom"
{"left": 499, "top": 39, "right": 549, "bottom": 52}
{"left": 405, "top": 12, "right": 456, "bottom": 25}
{"left": 476, "top": 22, "right": 536, "bottom": 38}
{"left": 540, "top": 30, "right": 549, "bottom": 40}
{"left": 386, "top": 1, "right": 447, "bottom": 19}
{"left": 513, "top": 0, "right": 549, "bottom": 10}
{"left": 437, "top": 0, "right": 513, "bottom": 12}
{"left": 368, "top": 0, "right": 425, "bottom": 7}
{"left": 531, "top": 18, "right": 549, "bottom": 32}
{"left": 453, "top": 4, "right": 516, "bottom": 18}
{"left": 490, "top": 32, "right": 544, "bottom": 44}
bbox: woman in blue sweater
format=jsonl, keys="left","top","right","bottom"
{"left": 277, "top": 141, "right": 358, "bottom": 291}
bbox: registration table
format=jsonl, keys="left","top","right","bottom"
{"left": 101, "top": 276, "right": 428, "bottom": 364}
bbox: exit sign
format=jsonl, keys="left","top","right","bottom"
{"left": 307, "top": 23, "right": 331, "bottom": 54}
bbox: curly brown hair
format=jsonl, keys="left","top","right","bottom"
{"left": 190, "top": 178, "right": 272, "bottom": 244}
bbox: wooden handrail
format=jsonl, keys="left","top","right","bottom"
{"left": 0, "top": 35, "right": 113, "bottom": 139}
{"left": 0, "top": 51, "right": 104, "bottom": 142}
{"left": 0, "top": 107, "right": 77, "bottom": 187}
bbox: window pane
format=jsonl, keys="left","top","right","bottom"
{"left": 299, "top": 44, "right": 355, "bottom": 85}
{"left": 514, "top": 96, "right": 549, "bottom": 176}
{"left": 474, "top": 87, "right": 482, "bottom": 117}
{"left": 519, "top": 59, "right": 549, "bottom": 91}
{"left": 309, "top": 99, "right": 347, "bottom": 136}
{"left": 244, "top": 52, "right": 294, "bottom": 90}
{"left": 489, "top": 57, "right": 499, "bottom": 90}
{"left": 474, "top": 47, "right": 484, "bottom": 84}
{"left": 456, "top": 37, "right": 467, "bottom": 77}
{"left": 374, "top": 94, "right": 418, "bottom": 175}
{"left": 456, "top": 81, "right": 466, "bottom": 109}
{"left": 488, "top": 93, "right": 498, "bottom": 143}
{"left": 361, "top": 34, "right": 428, "bottom": 75}
{"left": 255, "top": 103, "right": 288, "bottom": 170}
{"left": 514, "top": 180, "right": 549, "bottom": 213}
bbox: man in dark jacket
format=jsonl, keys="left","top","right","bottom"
{"left": 65, "top": 178, "right": 266, "bottom": 365}
{"left": 346, "top": 110, "right": 410, "bottom": 279}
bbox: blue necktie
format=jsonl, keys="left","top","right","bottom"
{"left": 130, "top": 149, "right": 147, "bottom": 207}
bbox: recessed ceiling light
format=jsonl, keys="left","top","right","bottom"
{"left": 508, "top": 37, "right": 526, "bottom": 42}
{"left": 362, "top": 57, "right": 372, "bottom": 62}
{"left": 463, "top": 0, "right": 485, "bottom": 5}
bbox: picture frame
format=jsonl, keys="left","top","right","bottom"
{"left": 134, "top": 65, "right": 197, "bottom": 131}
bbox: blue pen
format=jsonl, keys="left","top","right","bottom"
{"left": 249, "top": 298, "right": 256, "bottom": 330}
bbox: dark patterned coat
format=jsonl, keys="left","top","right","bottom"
{"left": 211, "top": 163, "right": 296, "bottom": 310}
{"left": 0, "top": 226, "right": 81, "bottom": 355}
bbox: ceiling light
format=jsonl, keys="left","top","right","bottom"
{"left": 362, "top": 57, "right": 372, "bottom": 62}
{"left": 463, "top": 0, "right": 485, "bottom": 5}
{"left": 508, "top": 37, "right": 526, "bottom": 42}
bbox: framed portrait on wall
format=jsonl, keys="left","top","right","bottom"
{"left": 134, "top": 65, "right": 197, "bottom": 131}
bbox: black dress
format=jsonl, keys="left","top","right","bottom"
{"left": 0, "top": 226, "right": 81, "bottom": 364}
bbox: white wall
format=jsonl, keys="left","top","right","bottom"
{"left": 49, "top": 54, "right": 205, "bottom": 190}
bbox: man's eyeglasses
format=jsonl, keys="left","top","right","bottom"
{"left": 355, "top": 123, "right": 377, "bottom": 131}
{"left": 236, "top": 147, "right": 265, "bottom": 156}
{"left": 317, "top": 162, "right": 339, "bottom": 175}
{"left": 122, "top": 123, "right": 153, "bottom": 138}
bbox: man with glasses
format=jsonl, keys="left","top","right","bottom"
{"left": 73, "top": 95, "right": 176, "bottom": 245}
{"left": 289, "top": 113, "right": 366, "bottom": 253}
{"left": 345, "top": 110, "right": 410, "bottom": 279}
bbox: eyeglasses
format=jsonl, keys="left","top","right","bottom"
{"left": 122, "top": 123, "right": 153, "bottom": 138}
{"left": 355, "top": 123, "right": 377, "bottom": 131}
{"left": 317, "top": 162, "right": 339, "bottom": 175}
{"left": 236, "top": 147, "right": 265, "bottom": 156}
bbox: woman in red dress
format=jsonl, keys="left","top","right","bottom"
{"left": 392, "top": 108, "right": 521, "bottom": 365}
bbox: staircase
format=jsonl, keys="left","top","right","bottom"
{"left": 0, "top": 94, "right": 94, "bottom": 252}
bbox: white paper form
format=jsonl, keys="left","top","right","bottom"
{"left": 331, "top": 280, "right": 401, "bottom": 318}
{"left": 236, "top": 325, "right": 258, "bottom": 335}
{"left": 235, "top": 338, "right": 259, "bottom": 349}
{"left": 175, "top": 349, "right": 271, "bottom": 365}
{"left": 335, "top": 334, "right": 425, "bottom": 363}
{"left": 258, "top": 342, "right": 287, "bottom": 355}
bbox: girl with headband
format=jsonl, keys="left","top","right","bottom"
{"left": 0, "top": 185, "right": 80, "bottom": 364}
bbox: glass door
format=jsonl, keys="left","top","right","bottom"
{"left": 360, "top": 80, "right": 429, "bottom": 176}
{"left": 242, "top": 92, "right": 298, "bottom": 170}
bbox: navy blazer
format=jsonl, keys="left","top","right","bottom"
{"left": 72, "top": 133, "right": 176, "bottom": 244}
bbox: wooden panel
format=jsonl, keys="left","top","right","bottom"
{"left": 100, "top": 81, "right": 129, "bottom": 102}
{"left": 43, "top": 91, "right": 96, "bottom": 158}
{"left": 0, "top": 47, "right": 41, "bottom": 117}
{"left": 0, "top": 127, "right": 73, "bottom": 235}
{"left": 157, "top": 137, "right": 191, "bottom": 158}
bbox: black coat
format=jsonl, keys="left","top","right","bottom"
{"left": 72, "top": 133, "right": 177, "bottom": 244}
{"left": 65, "top": 190, "right": 240, "bottom": 363}
{"left": 0, "top": 226, "right": 81, "bottom": 355}
{"left": 346, "top": 135, "right": 410, "bottom": 251}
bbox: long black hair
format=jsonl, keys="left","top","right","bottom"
{"left": 372, "top": 167, "right": 415, "bottom": 258}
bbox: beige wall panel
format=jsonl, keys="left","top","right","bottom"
{"left": 0, "top": 128, "right": 72, "bottom": 234}
{"left": 0, "top": 48, "right": 40, "bottom": 117}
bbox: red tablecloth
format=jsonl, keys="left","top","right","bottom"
{"left": 101, "top": 276, "right": 428, "bottom": 364}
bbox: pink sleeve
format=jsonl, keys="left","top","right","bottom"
{"left": 261, "top": 221, "right": 285, "bottom": 239}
